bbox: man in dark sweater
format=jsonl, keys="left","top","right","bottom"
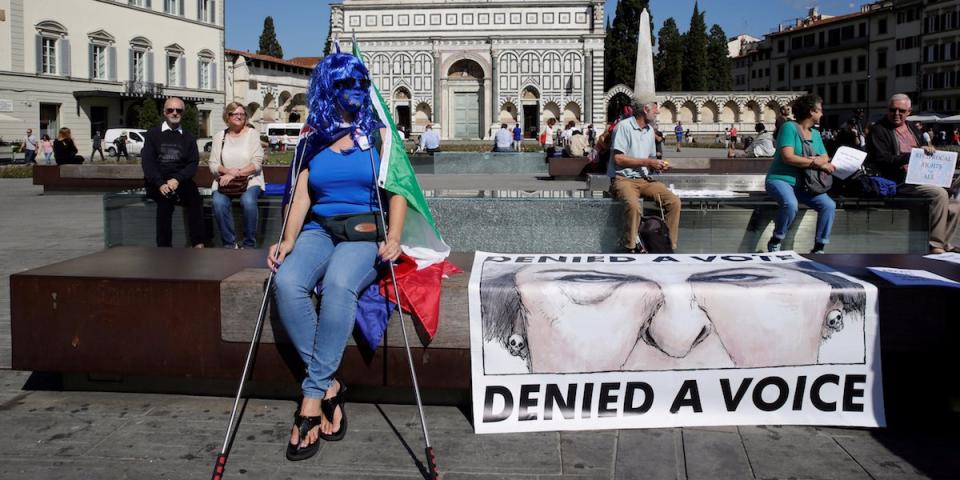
{"left": 141, "top": 97, "right": 205, "bottom": 248}
{"left": 866, "top": 93, "right": 960, "bottom": 254}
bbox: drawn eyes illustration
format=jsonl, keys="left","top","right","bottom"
{"left": 530, "top": 270, "right": 648, "bottom": 306}
{"left": 688, "top": 268, "right": 776, "bottom": 287}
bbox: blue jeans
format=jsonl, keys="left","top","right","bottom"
{"left": 765, "top": 179, "right": 836, "bottom": 245}
{"left": 272, "top": 228, "right": 379, "bottom": 399}
{"left": 212, "top": 186, "right": 261, "bottom": 248}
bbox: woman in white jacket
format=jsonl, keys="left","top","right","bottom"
{"left": 209, "top": 102, "right": 265, "bottom": 248}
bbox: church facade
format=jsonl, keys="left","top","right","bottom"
{"left": 330, "top": 0, "right": 607, "bottom": 140}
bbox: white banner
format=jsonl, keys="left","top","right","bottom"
{"left": 469, "top": 251, "right": 884, "bottom": 434}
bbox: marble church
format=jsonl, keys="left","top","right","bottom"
{"left": 330, "top": 0, "right": 801, "bottom": 140}
{"left": 331, "top": 0, "right": 607, "bottom": 140}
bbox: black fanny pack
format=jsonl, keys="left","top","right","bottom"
{"left": 314, "top": 212, "right": 385, "bottom": 242}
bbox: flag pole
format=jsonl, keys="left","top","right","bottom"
{"left": 367, "top": 146, "right": 441, "bottom": 480}
{"left": 210, "top": 135, "right": 311, "bottom": 480}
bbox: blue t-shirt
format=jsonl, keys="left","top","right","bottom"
{"left": 303, "top": 145, "right": 381, "bottom": 231}
{"left": 513, "top": 127, "right": 522, "bottom": 141}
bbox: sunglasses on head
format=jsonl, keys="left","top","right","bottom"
{"left": 888, "top": 108, "right": 909, "bottom": 114}
{"left": 333, "top": 77, "right": 370, "bottom": 90}
{"left": 165, "top": 108, "right": 184, "bottom": 114}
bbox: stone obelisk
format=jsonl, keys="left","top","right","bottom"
{"left": 633, "top": 9, "right": 656, "bottom": 97}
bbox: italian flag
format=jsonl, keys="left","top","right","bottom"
{"left": 351, "top": 40, "right": 459, "bottom": 344}
{"left": 353, "top": 41, "right": 451, "bottom": 269}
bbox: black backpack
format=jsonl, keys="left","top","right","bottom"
{"left": 636, "top": 194, "right": 674, "bottom": 254}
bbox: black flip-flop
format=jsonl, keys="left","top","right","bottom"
{"left": 285, "top": 413, "right": 322, "bottom": 461}
{"left": 319, "top": 382, "right": 348, "bottom": 442}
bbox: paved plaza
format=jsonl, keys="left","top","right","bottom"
{"left": 1, "top": 177, "right": 959, "bottom": 479}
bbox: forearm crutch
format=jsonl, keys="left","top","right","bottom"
{"left": 368, "top": 148, "right": 441, "bottom": 480}
{"left": 211, "top": 140, "right": 310, "bottom": 480}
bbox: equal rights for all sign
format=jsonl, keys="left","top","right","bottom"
{"left": 468, "top": 252, "right": 885, "bottom": 433}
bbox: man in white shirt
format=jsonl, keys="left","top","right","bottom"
{"left": 609, "top": 93, "right": 681, "bottom": 252}
{"left": 418, "top": 124, "right": 441, "bottom": 154}
{"left": 22, "top": 129, "right": 37, "bottom": 164}
{"left": 493, "top": 124, "right": 514, "bottom": 152}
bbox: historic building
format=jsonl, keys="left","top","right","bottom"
{"left": 0, "top": 0, "right": 225, "bottom": 151}
{"left": 602, "top": 85, "right": 802, "bottom": 136}
{"left": 731, "top": 0, "right": 960, "bottom": 126}
{"left": 330, "top": 0, "right": 607, "bottom": 140}
{"left": 920, "top": 0, "right": 960, "bottom": 113}
{"left": 224, "top": 49, "right": 315, "bottom": 131}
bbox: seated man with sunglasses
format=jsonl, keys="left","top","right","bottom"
{"left": 866, "top": 93, "right": 960, "bottom": 254}
{"left": 141, "top": 97, "right": 205, "bottom": 248}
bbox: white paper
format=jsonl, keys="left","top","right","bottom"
{"left": 866, "top": 266, "right": 960, "bottom": 287}
{"left": 830, "top": 146, "right": 867, "bottom": 180}
{"left": 905, "top": 148, "right": 958, "bottom": 187}
{"left": 924, "top": 252, "right": 960, "bottom": 265}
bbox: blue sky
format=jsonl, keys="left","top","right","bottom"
{"left": 225, "top": 0, "right": 875, "bottom": 58}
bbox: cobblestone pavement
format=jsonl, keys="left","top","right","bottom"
{"left": 0, "top": 370, "right": 958, "bottom": 479}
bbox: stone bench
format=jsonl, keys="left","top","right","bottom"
{"left": 32, "top": 164, "right": 293, "bottom": 193}
{"left": 103, "top": 187, "right": 942, "bottom": 254}
{"left": 547, "top": 156, "right": 591, "bottom": 179}
{"left": 10, "top": 248, "right": 960, "bottom": 418}
{"left": 429, "top": 152, "right": 548, "bottom": 174}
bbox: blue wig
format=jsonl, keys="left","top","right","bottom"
{"left": 305, "top": 53, "right": 383, "bottom": 142}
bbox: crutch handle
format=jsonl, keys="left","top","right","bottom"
{"left": 211, "top": 453, "right": 227, "bottom": 480}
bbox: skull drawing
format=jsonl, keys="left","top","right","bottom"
{"left": 507, "top": 334, "right": 527, "bottom": 359}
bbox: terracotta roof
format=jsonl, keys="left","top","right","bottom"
{"left": 224, "top": 49, "right": 316, "bottom": 70}
{"left": 287, "top": 57, "right": 322, "bottom": 68}
{"left": 768, "top": 11, "right": 868, "bottom": 37}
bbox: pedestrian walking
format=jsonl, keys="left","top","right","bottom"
{"left": 40, "top": 134, "right": 54, "bottom": 164}
{"left": 91, "top": 131, "right": 106, "bottom": 161}
{"left": 21, "top": 128, "right": 38, "bottom": 164}
{"left": 114, "top": 131, "right": 129, "bottom": 160}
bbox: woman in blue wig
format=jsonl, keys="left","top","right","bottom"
{"left": 267, "top": 52, "right": 407, "bottom": 461}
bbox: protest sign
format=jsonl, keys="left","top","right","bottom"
{"left": 905, "top": 148, "right": 958, "bottom": 187}
{"left": 831, "top": 146, "right": 867, "bottom": 180}
{"left": 469, "top": 251, "right": 884, "bottom": 433}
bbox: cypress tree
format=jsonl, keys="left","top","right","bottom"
{"left": 682, "top": 1, "right": 708, "bottom": 91}
{"left": 181, "top": 103, "right": 200, "bottom": 138}
{"left": 604, "top": 0, "right": 653, "bottom": 90}
{"left": 137, "top": 97, "right": 162, "bottom": 130}
{"left": 655, "top": 18, "right": 684, "bottom": 91}
{"left": 707, "top": 24, "right": 733, "bottom": 90}
{"left": 258, "top": 17, "right": 284, "bottom": 58}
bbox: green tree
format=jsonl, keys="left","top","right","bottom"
{"left": 137, "top": 97, "right": 162, "bottom": 130}
{"left": 258, "top": 16, "right": 284, "bottom": 58}
{"left": 682, "top": 1, "right": 708, "bottom": 91}
{"left": 654, "top": 18, "right": 684, "bottom": 91}
{"left": 181, "top": 103, "right": 200, "bottom": 138}
{"left": 604, "top": 0, "right": 653, "bottom": 90}
{"left": 707, "top": 24, "right": 732, "bottom": 90}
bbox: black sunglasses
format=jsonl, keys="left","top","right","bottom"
{"left": 165, "top": 108, "right": 184, "bottom": 114}
{"left": 888, "top": 108, "right": 909, "bottom": 114}
{"left": 333, "top": 77, "right": 370, "bottom": 90}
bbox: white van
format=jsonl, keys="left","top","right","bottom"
{"left": 103, "top": 128, "right": 148, "bottom": 157}
{"left": 266, "top": 123, "right": 304, "bottom": 150}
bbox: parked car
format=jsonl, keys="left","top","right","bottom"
{"left": 103, "top": 128, "right": 147, "bottom": 157}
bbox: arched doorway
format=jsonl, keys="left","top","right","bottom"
{"left": 414, "top": 102, "right": 432, "bottom": 131}
{"left": 607, "top": 92, "right": 631, "bottom": 122}
{"left": 285, "top": 93, "right": 307, "bottom": 124}
{"left": 446, "top": 59, "right": 484, "bottom": 139}
{"left": 521, "top": 86, "right": 540, "bottom": 138}
{"left": 393, "top": 87, "right": 412, "bottom": 134}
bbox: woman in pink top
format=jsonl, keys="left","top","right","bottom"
{"left": 40, "top": 134, "right": 54, "bottom": 164}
